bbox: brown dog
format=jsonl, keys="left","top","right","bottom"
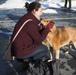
{"left": 41, "top": 19, "right": 76, "bottom": 60}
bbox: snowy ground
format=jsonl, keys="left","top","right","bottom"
{"left": 0, "top": 0, "right": 76, "bottom": 13}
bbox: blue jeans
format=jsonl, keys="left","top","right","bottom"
{"left": 18, "top": 45, "right": 50, "bottom": 61}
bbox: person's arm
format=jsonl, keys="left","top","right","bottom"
{"left": 26, "top": 21, "right": 49, "bottom": 44}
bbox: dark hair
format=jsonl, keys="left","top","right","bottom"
{"left": 25, "top": 2, "right": 41, "bottom": 12}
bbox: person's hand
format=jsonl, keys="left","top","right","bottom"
{"left": 46, "top": 20, "right": 55, "bottom": 30}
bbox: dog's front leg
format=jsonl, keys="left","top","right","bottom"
{"left": 56, "top": 50, "right": 60, "bottom": 59}
{"left": 49, "top": 46, "right": 53, "bottom": 61}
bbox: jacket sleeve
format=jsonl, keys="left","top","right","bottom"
{"left": 26, "top": 21, "right": 50, "bottom": 44}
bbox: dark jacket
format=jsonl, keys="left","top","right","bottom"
{"left": 11, "top": 12, "right": 50, "bottom": 58}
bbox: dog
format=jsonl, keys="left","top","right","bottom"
{"left": 41, "top": 19, "right": 76, "bottom": 60}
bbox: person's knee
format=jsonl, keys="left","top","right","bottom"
{"left": 44, "top": 46, "right": 49, "bottom": 53}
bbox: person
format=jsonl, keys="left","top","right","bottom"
{"left": 62, "top": 0, "right": 71, "bottom": 10}
{"left": 11, "top": 1, "right": 54, "bottom": 62}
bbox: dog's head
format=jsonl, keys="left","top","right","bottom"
{"left": 41, "top": 19, "right": 51, "bottom": 27}
{"left": 41, "top": 19, "right": 57, "bottom": 32}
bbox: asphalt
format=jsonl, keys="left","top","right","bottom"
{"left": 0, "top": 7, "right": 76, "bottom": 75}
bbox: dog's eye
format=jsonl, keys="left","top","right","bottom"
{"left": 47, "top": 21, "right": 48, "bottom": 22}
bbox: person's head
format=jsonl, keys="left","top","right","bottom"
{"left": 25, "top": 1, "right": 43, "bottom": 20}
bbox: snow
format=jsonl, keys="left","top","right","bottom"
{"left": 0, "top": 0, "right": 76, "bottom": 13}
{"left": 0, "top": 0, "right": 62, "bottom": 9}
{"left": 0, "top": 0, "right": 76, "bottom": 8}
{"left": 0, "top": 0, "right": 76, "bottom": 14}
{"left": 0, "top": 0, "right": 25, "bottom": 9}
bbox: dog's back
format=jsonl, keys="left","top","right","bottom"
{"left": 64, "top": 26, "right": 76, "bottom": 47}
